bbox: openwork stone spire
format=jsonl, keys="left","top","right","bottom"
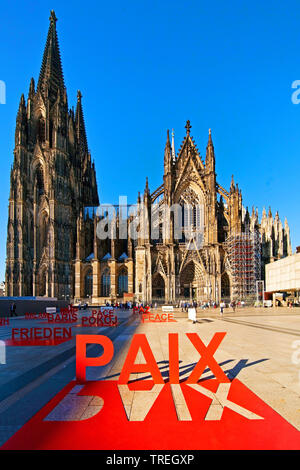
{"left": 37, "top": 10, "right": 65, "bottom": 101}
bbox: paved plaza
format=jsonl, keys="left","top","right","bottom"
{"left": 0, "top": 305, "right": 300, "bottom": 449}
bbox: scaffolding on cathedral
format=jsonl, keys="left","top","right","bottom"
{"left": 225, "top": 231, "right": 262, "bottom": 301}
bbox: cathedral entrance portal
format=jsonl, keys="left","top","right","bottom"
{"left": 221, "top": 272, "right": 230, "bottom": 301}
{"left": 152, "top": 272, "right": 165, "bottom": 304}
{"left": 179, "top": 261, "right": 205, "bottom": 303}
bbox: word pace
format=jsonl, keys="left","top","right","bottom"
{"left": 81, "top": 309, "right": 118, "bottom": 327}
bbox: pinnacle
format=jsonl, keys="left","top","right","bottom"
{"left": 49, "top": 10, "right": 57, "bottom": 23}
{"left": 230, "top": 174, "right": 235, "bottom": 191}
{"left": 165, "top": 129, "right": 170, "bottom": 148}
{"left": 17, "top": 94, "right": 26, "bottom": 119}
{"left": 28, "top": 78, "right": 35, "bottom": 98}
{"left": 75, "top": 92, "right": 88, "bottom": 154}
{"left": 207, "top": 128, "right": 213, "bottom": 145}
{"left": 185, "top": 120, "right": 191, "bottom": 135}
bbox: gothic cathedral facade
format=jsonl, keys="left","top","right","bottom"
{"left": 5, "top": 12, "right": 292, "bottom": 304}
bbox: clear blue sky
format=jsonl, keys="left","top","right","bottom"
{"left": 0, "top": 0, "right": 299, "bottom": 281}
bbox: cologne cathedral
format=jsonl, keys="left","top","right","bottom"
{"left": 5, "top": 12, "right": 292, "bottom": 304}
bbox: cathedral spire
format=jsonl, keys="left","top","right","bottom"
{"left": 37, "top": 10, "right": 65, "bottom": 101}
{"left": 75, "top": 90, "right": 88, "bottom": 154}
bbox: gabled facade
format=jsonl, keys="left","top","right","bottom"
{"left": 133, "top": 122, "right": 292, "bottom": 304}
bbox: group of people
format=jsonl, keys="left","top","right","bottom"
{"left": 105, "top": 301, "right": 133, "bottom": 309}
{"left": 180, "top": 300, "right": 198, "bottom": 312}
{"left": 177, "top": 299, "right": 243, "bottom": 316}
{"left": 179, "top": 299, "right": 240, "bottom": 313}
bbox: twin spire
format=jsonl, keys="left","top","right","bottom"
{"left": 36, "top": 11, "right": 88, "bottom": 154}
{"left": 37, "top": 10, "right": 65, "bottom": 100}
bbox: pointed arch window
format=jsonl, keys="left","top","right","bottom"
{"left": 101, "top": 268, "right": 110, "bottom": 297}
{"left": 84, "top": 268, "right": 93, "bottom": 298}
{"left": 118, "top": 267, "right": 128, "bottom": 296}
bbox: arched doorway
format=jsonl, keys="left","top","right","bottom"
{"left": 221, "top": 272, "right": 230, "bottom": 299}
{"left": 152, "top": 272, "right": 165, "bottom": 302}
{"left": 84, "top": 268, "right": 93, "bottom": 298}
{"left": 118, "top": 267, "right": 128, "bottom": 296}
{"left": 179, "top": 261, "right": 205, "bottom": 302}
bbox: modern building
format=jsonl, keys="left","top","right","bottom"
{"left": 265, "top": 248, "right": 300, "bottom": 304}
{"left": 5, "top": 11, "right": 293, "bottom": 304}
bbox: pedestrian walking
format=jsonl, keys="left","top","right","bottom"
{"left": 10, "top": 302, "right": 17, "bottom": 317}
{"left": 220, "top": 301, "right": 224, "bottom": 316}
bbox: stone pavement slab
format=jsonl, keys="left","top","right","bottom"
{"left": 1, "top": 306, "right": 300, "bottom": 449}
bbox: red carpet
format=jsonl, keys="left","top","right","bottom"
{"left": 2, "top": 378, "right": 300, "bottom": 450}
